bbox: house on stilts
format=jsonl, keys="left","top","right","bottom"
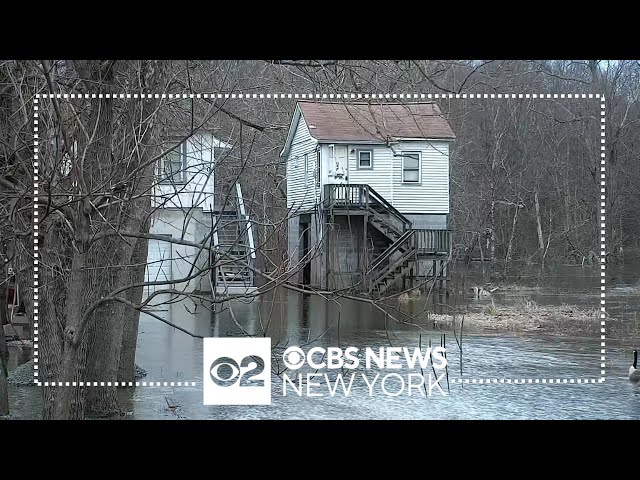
{"left": 281, "top": 101, "right": 455, "bottom": 297}
{"left": 146, "top": 132, "right": 257, "bottom": 299}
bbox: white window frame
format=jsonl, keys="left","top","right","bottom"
{"left": 304, "top": 153, "right": 309, "bottom": 187}
{"left": 401, "top": 151, "right": 421, "bottom": 184}
{"left": 357, "top": 149, "right": 373, "bottom": 169}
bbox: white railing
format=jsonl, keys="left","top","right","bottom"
{"left": 235, "top": 182, "right": 256, "bottom": 260}
{"left": 211, "top": 213, "right": 220, "bottom": 250}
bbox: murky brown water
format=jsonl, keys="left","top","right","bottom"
{"left": 7, "top": 261, "right": 640, "bottom": 419}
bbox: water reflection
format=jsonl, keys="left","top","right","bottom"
{"left": 6, "top": 261, "right": 640, "bottom": 419}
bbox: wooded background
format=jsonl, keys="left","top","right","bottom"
{"left": 0, "top": 60, "right": 637, "bottom": 419}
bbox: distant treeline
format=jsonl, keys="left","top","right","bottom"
{"left": 213, "top": 60, "right": 638, "bottom": 268}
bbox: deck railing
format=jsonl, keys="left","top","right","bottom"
{"left": 414, "top": 229, "right": 451, "bottom": 255}
{"left": 323, "top": 183, "right": 367, "bottom": 209}
{"left": 324, "top": 183, "right": 412, "bottom": 231}
{"left": 323, "top": 183, "right": 452, "bottom": 293}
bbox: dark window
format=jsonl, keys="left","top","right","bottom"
{"left": 402, "top": 152, "right": 420, "bottom": 183}
{"left": 358, "top": 150, "right": 373, "bottom": 169}
{"left": 160, "top": 142, "right": 187, "bottom": 184}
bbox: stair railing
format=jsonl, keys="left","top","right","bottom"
{"left": 367, "top": 230, "right": 414, "bottom": 274}
{"left": 365, "top": 185, "right": 412, "bottom": 232}
{"left": 369, "top": 246, "right": 417, "bottom": 295}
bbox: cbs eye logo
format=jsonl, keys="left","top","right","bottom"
{"left": 203, "top": 337, "right": 272, "bottom": 405}
{"left": 282, "top": 346, "right": 305, "bottom": 369}
{"left": 209, "top": 356, "right": 265, "bottom": 387}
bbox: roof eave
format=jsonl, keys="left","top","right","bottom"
{"left": 280, "top": 105, "right": 304, "bottom": 158}
{"left": 317, "top": 139, "right": 387, "bottom": 145}
{"left": 317, "top": 136, "right": 456, "bottom": 144}
{"left": 389, "top": 136, "right": 456, "bottom": 142}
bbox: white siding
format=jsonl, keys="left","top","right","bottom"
{"left": 285, "top": 114, "right": 319, "bottom": 211}
{"left": 148, "top": 209, "right": 211, "bottom": 294}
{"left": 391, "top": 141, "right": 449, "bottom": 214}
{"left": 145, "top": 238, "right": 172, "bottom": 294}
{"left": 346, "top": 145, "right": 393, "bottom": 201}
{"left": 334, "top": 141, "right": 449, "bottom": 214}
{"left": 284, "top": 112, "right": 450, "bottom": 215}
{"left": 154, "top": 134, "right": 218, "bottom": 212}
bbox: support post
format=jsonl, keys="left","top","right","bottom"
{"left": 324, "top": 212, "right": 331, "bottom": 290}
{"left": 363, "top": 187, "right": 369, "bottom": 294}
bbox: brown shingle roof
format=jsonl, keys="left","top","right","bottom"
{"left": 297, "top": 101, "right": 455, "bottom": 142}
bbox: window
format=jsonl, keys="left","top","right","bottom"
{"left": 160, "top": 142, "right": 187, "bottom": 184}
{"left": 304, "top": 153, "right": 309, "bottom": 187}
{"left": 357, "top": 150, "right": 373, "bottom": 169}
{"left": 315, "top": 149, "right": 321, "bottom": 187}
{"left": 402, "top": 152, "right": 420, "bottom": 183}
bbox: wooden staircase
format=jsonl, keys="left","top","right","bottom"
{"left": 367, "top": 230, "right": 416, "bottom": 297}
{"left": 324, "top": 184, "right": 451, "bottom": 298}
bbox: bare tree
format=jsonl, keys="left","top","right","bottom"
{"left": 1, "top": 59, "right": 639, "bottom": 419}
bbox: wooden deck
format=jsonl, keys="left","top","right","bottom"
{"left": 322, "top": 184, "right": 451, "bottom": 297}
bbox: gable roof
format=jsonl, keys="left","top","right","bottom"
{"left": 280, "top": 101, "right": 455, "bottom": 157}
{"left": 281, "top": 101, "right": 456, "bottom": 158}
{"left": 302, "top": 100, "right": 455, "bottom": 141}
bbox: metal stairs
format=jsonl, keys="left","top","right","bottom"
{"left": 210, "top": 183, "right": 256, "bottom": 296}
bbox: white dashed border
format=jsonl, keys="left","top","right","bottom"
{"left": 33, "top": 97, "right": 38, "bottom": 382}
{"left": 600, "top": 95, "right": 607, "bottom": 382}
{"left": 37, "top": 92, "right": 602, "bottom": 100}
{"left": 32, "top": 92, "right": 605, "bottom": 387}
{"left": 39, "top": 381, "right": 197, "bottom": 387}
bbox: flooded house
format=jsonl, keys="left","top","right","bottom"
{"left": 147, "top": 132, "right": 257, "bottom": 298}
{"left": 281, "top": 101, "right": 455, "bottom": 297}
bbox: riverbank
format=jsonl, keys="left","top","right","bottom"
{"left": 419, "top": 301, "right": 639, "bottom": 342}
{"left": 427, "top": 302, "right": 597, "bottom": 334}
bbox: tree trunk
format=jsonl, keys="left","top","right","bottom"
{"left": 534, "top": 190, "right": 545, "bottom": 252}
{"left": 505, "top": 204, "right": 520, "bottom": 268}
{"left": 489, "top": 187, "right": 496, "bottom": 266}
{"left": 73, "top": 85, "right": 123, "bottom": 417}
{"left": 117, "top": 89, "right": 158, "bottom": 384}
{"left": 43, "top": 247, "right": 118, "bottom": 419}
{"left": 84, "top": 246, "right": 131, "bottom": 417}
{"left": 0, "top": 272, "right": 9, "bottom": 416}
{"left": 0, "top": 341, "right": 7, "bottom": 417}
{"left": 89, "top": 76, "right": 160, "bottom": 415}
{"left": 118, "top": 235, "right": 149, "bottom": 383}
{"left": 478, "top": 231, "right": 485, "bottom": 278}
{"left": 542, "top": 215, "right": 552, "bottom": 269}
{"left": 38, "top": 62, "right": 127, "bottom": 419}
{"left": 40, "top": 299, "right": 80, "bottom": 418}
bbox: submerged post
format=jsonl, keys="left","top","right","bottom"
{"left": 362, "top": 186, "right": 370, "bottom": 294}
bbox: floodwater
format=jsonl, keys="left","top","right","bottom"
{"left": 6, "top": 260, "right": 640, "bottom": 419}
